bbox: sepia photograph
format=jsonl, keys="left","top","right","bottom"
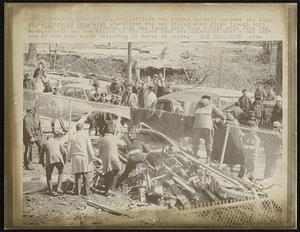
{"left": 4, "top": 3, "right": 296, "bottom": 229}
{"left": 22, "top": 41, "right": 285, "bottom": 227}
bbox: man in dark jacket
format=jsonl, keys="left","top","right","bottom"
{"left": 239, "top": 89, "right": 252, "bottom": 116}
{"left": 251, "top": 97, "right": 265, "bottom": 127}
{"left": 41, "top": 132, "right": 67, "bottom": 196}
{"left": 115, "top": 132, "right": 150, "bottom": 188}
{"left": 31, "top": 106, "right": 43, "bottom": 164}
{"left": 192, "top": 95, "right": 226, "bottom": 163}
{"left": 23, "top": 108, "right": 35, "bottom": 170}
{"left": 254, "top": 83, "right": 266, "bottom": 101}
{"left": 270, "top": 96, "right": 282, "bottom": 125}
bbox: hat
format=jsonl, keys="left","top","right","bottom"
{"left": 202, "top": 95, "right": 211, "bottom": 100}
{"left": 242, "top": 89, "right": 247, "bottom": 93}
{"left": 272, "top": 121, "right": 281, "bottom": 128}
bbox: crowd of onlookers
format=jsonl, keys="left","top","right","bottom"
{"left": 230, "top": 82, "right": 282, "bottom": 129}
{"left": 88, "top": 72, "right": 172, "bottom": 109}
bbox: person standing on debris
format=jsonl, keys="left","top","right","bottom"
{"left": 98, "top": 122, "right": 126, "bottom": 196}
{"left": 270, "top": 96, "right": 282, "bottom": 126}
{"left": 23, "top": 73, "right": 36, "bottom": 90}
{"left": 122, "top": 84, "right": 138, "bottom": 108}
{"left": 33, "top": 61, "right": 48, "bottom": 92}
{"left": 242, "top": 121, "right": 261, "bottom": 181}
{"left": 23, "top": 108, "right": 35, "bottom": 170}
{"left": 263, "top": 121, "right": 282, "bottom": 179}
{"left": 254, "top": 82, "right": 266, "bottom": 101}
{"left": 239, "top": 89, "right": 252, "bottom": 116}
{"left": 40, "top": 132, "right": 67, "bottom": 196}
{"left": 251, "top": 96, "right": 265, "bottom": 127}
{"left": 67, "top": 123, "right": 96, "bottom": 196}
{"left": 192, "top": 95, "right": 226, "bottom": 163}
{"left": 144, "top": 85, "right": 157, "bottom": 109}
{"left": 115, "top": 132, "right": 150, "bottom": 188}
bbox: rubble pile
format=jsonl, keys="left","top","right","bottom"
{"left": 92, "top": 148, "right": 268, "bottom": 210}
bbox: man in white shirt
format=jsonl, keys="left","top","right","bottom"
{"left": 67, "top": 123, "right": 96, "bottom": 196}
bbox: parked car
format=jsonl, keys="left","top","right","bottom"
{"left": 58, "top": 83, "right": 110, "bottom": 101}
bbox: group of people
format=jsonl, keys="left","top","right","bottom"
{"left": 191, "top": 93, "right": 282, "bottom": 181}
{"left": 23, "top": 104, "right": 155, "bottom": 197}
{"left": 88, "top": 72, "right": 171, "bottom": 109}
{"left": 23, "top": 61, "right": 61, "bottom": 94}
{"left": 231, "top": 83, "right": 282, "bottom": 128}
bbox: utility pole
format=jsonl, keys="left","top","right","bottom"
{"left": 127, "top": 42, "right": 132, "bottom": 84}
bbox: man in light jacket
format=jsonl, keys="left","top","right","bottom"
{"left": 67, "top": 123, "right": 96, "bottom": 196}
{"left": 144, "top": 85, "right": 157, "bottom": 109}
{"left": 40, "top": 132, "right": 67, "bottom": 196}
{"left": 192, "top": 95, "right": 226, "bottom": 163}
{"left": 99, "top": 121, "right": 126, "bottom": 196}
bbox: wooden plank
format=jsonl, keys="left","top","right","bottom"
{"left": 164, "top": 180, "right": 191, "bottom": 207}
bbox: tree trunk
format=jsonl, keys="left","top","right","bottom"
{"left": 275, "top": 41, "right": 282, "bottom": 95}
{"left": 26, "top": 43, "right": 37, "bottom": 62}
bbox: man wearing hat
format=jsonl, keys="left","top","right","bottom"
{"left": 23, "top": 108, "right": 35, "bottom": 170}
{"left": 242, "top": 120, "right": 261, "bottom": 180}
{"left": 121, "top": 84, "right": 138, "bottom": 108}
{"left": 239, "top": 89, "right": 252, "bottom": 116}
{"left": 251, "top": 96, "right": 265, "bottom": 127}
{"left": 40, "top": 132, "right": 67, "bottom": 196}
{"left": 192, "top": 95, "right": 226, "bottom": 163}
{"left": 67, "top": 123, "right": 96, "bottom": 196}
{"left": 98, "top": 121, "right": 126, "bottom": 196}
{"left": 263, "top": 121, "right": 282, "bottom": 179}
{"left": 270, "top": 95, "right": 282, "bottom": 126}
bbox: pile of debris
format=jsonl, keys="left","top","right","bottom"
{"left": 92, "top": 147, "right": 269, "bottom": 210}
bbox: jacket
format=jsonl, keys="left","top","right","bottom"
{"left": 193, "top": 103, "right": 225, "bottom": 129}
{"left": 99, "top": 134, "right": 126, "bottom": 174}
{"left": 23, "top": 113, "right": 35, "bottom": 142}
{"left": 41, "top": 138, "right": 66, "bottom": 167}
{"left": 67, "top": 130, "right": 96, "bottom": 174}
{"left": 239, "top": 96, "right": 252, "bottom": 114}
{"left": 122, "top": 92, "right": 138, "bottom": 107}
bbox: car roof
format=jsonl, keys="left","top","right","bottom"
{"left": 158, "top": 90, "right": 218, "bottom": 102}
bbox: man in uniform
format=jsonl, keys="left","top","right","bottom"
{"left": 192, "top": 95, "right": 226, "bottom": 163}
{"left": 23, "top": 108, "right": 35, "bottom": 170}
{"left": 31, "top": 106, "right": 44, "bottom": 164}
